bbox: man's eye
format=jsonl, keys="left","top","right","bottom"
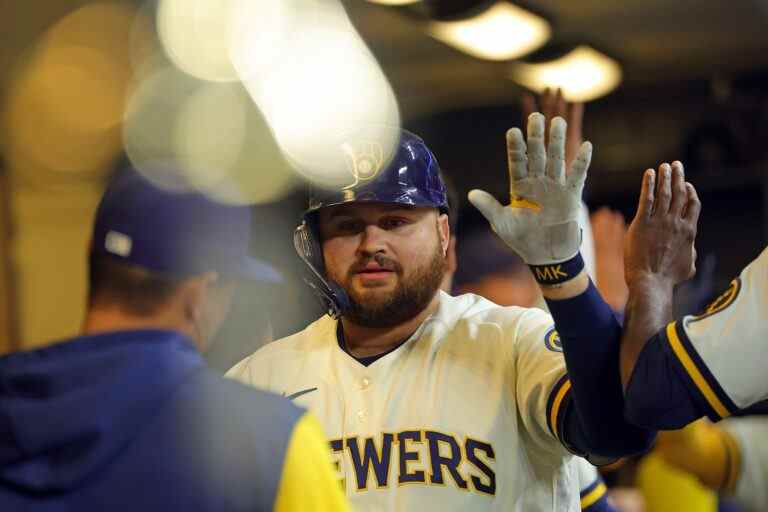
{"left": 382, "top": 218, "right": 407, "bottom": 229}
{"left": 337, "top": 220, "right": 361, "bottom": 232}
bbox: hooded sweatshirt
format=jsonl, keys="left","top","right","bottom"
{"left": 0, "top": 330, "right": 303, "bottom": 511}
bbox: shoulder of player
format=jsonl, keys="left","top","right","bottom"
{"left": 448, "top": 291, "right": 551, "bottom": 329}
{"left": 226, "top": 316, "right": 336, "bottom": 378}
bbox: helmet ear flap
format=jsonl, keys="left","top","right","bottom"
{"left": 294, "top": 219, "right": 324, "bottom": 273}
{"left": 293, "top": 220, "right": 351, "bottom": 318}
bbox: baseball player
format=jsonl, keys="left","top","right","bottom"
{"left": 229, "top": 117, "right": 653, "bottom": 511}
{"left": 619, "top": 161, "right": 768, "bottom": 430}
{"left": 0, "top": 170, "right": 349, "bottom": 511}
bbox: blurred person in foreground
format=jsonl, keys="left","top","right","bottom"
{"left": 652, "top": 415, "right": 768, "bottom": 512}
{"left": 0, "top": 170, "right": 348, "bottom": 511}
{"left": 229, "top": 115, "right": 656, "bottom": 511}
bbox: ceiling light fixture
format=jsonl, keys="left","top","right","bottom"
{"left": 510, "top": 45, "right": 622, "bottom": 102}
{"left": 427, "top": 2, "right": 550, "bottom": 61}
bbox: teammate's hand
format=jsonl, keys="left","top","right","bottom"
{"left": 592, "top": 208, "right": 629, "bottom": 311}
{"left": 521, "top": 88, "right": 584, "bottom": 171}
{"left": 624, "top": 162, "right": 700, "bottom": 287}
{"left": 468, "top": 113, "right": 593, "bottom": 265}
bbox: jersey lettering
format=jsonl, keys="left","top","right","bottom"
{"left": 397, "top": 430, "right": 426, "bottom": 484}
{"left": 465, "top": 438, "right": 496, "bottom": 495}
{"left": 346, "top": 434, "right": 394, "bottom": 490}
{"left": 331, "top": 430, "right": 495, "bottom": 496}
{"left": 534, "top": 265, "right": 569, "bottom": 282}
{"left": 426, "top": 431, "right": 469, "bottom": 489}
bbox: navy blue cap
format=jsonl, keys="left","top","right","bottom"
{"left": 91, "top": 171, "right": 281, "bottom": 283}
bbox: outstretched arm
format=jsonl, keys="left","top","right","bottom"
{"left": 620, "top": 162, "right": 700, "bottom": 387}
{"left": 469, "top": 112, "right": 654, "bottom": 460}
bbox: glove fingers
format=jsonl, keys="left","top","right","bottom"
{"left": 526, "top": 113, "right": 546, "bottom": 178}
{"left": 468, "top": 189, "right": 504, "bottom": 225}
{"left": 506, "top": 128, "right": 528, "bottom": 181}
{"left": 567, "top": 141, "right": 592, "bottom": 190}
{"left": 546, "top": 116, "right": 566, "bottom": 184}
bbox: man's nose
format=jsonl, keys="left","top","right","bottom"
{"left": 357, "top": 224, "right": 387, "bottom": 256}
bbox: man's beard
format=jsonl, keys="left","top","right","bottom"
{"left": 338, "top": 244, "right": 446, "bottom": 328}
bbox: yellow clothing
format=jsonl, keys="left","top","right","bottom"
{"left": 275, "top": 413, "right": 351, "bottom": 512}
{"left": 636, "top": 453, "right": 717, "bottom": 512}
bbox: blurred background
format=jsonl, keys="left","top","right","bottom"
{"left": 1, "top": 2, "right": 767, "bottom": 509}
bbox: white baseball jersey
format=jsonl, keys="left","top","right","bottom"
{"left": 662, "top": 246, "right": 768, "bottom": 420}
{"left": 721, "top": 416, "right": 768, "bottom": 512}
{"left": 228, "top": 291, "right": 579, "bottom": 511}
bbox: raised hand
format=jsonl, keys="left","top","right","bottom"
{"left": 591, "top": 208, "right": 629, "bottom": 311}
{"left": 468, "top": 112, "right": 592, "bottom": 266}
{"left": 521, "top": 88, "right": 584, "bottom": 171}
{"left": 624, "top": 161, "right": 700, "bottom": 287}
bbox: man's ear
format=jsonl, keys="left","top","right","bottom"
{"left": 180, "top": 272, "right": 219, "bottom": 322}
{"left": 446, "top": 237, "right": 457, "bottom": 275}
{"left": 437, "top": 213, "right": 450, "bottom": 256}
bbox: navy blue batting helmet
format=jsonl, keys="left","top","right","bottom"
{"left": 294, "top": 129, "right": 449, "bottom": 317}
{"left": 305, "top": 129, "right": 448, "bottom": 216}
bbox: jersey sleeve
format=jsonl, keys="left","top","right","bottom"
{"left": 663, "top": 246, "right": 768, "bottom": 419}
{"left": 512, "top": 308, "right": 572, "bottom": 454}
{"left": 225, "top": 353, "right": 270, "bottom": 389}
{"left": 577, "top": 463, "right": 612, "bottom": 512}
{"left": 274, "top": 412, "right": 350, "bottom": 512}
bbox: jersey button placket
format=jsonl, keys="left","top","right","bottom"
{"left": 356, "top": 377, "right": 371, "bottom": 423}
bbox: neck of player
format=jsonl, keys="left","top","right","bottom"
{"left": 340, "top": 293, "right": 441, "bottom": 358}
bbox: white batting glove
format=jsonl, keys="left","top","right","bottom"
{"left": 468, "top": 113, "right": 593, "bottom": 266}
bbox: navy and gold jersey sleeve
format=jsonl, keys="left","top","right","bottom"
{"left": 274, "top": 412, "right": 350, "bottom": 512}
{"left": 624, "top": 324, "right": 734, "bottom": 429}
{"left": 513, "top": 308, "right": 571, "bottom": 455}
{"left": 672, "top": 247, "right": 768, "bottom": 411}
{"left": 580, "top": 477, "right": 611, "bottom": 511}
{"left": 662, "top": 320, "right": 739, "bottom": 422}
{"left": 545, "top": 373, "right": 572, "bottom": 449}
{"left": 626, "top": 247, "right": 768, "bottom": 429}
{"left": 665, "top": 246, "right": 768, "bottom": 418}
{"left": 576, "top": 459, "right": 615, "bottom": 511}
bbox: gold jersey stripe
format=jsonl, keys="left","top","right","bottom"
{"left": 665, "top": 322, "right": 730, "bottom": 419}
{"left": 549, "top": 379, "right": 572, "bottom": 440}
{"left": 580, "top": 482, "right": 607, "bottom": 509}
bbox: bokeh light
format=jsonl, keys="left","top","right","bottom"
{"left": 123, "top": 65, "right": 298, "bottom": 203}
{"left": 427, "top": 2, "right": 551, "bottom": 61}
{"left": 174, "top": 83, "right": 298, "bottom": 204}
{"left": 511, "top": 46, "right": 623, "bottom": 102}
{"left": 123, "top": 66, "right": 202, "bottom": 191}
{"left": 156, "top": 0, "right": 241, "bottom": 82}
{"left": 3, "top": 2, "right": 143, "bottom": 183}
{"left": 237, "top": 1, "right": 401, "bottom": 189}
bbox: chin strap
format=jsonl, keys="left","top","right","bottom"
{"left": 293, "top": 222, "right": 351, "bottom": 318}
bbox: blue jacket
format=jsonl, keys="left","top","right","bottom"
{"left": 0, "top": 330, "right": 303, "bottom": 511}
